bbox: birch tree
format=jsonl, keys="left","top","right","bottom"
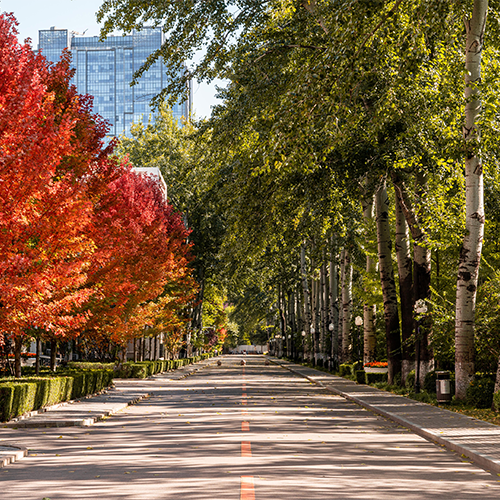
{"left": 455, "top": 0, "right": 488, "bottom": 399}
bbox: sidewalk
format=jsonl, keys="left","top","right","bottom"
{"left": 0, "top": 357, "right": 215, "bottom": 467}
{"left": 272, "top": 358, "right": 500, "bottom": 474}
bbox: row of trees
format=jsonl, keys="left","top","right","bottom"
{"left": 97, "top": 0, "right": 500, "bottom": 398}
{"left": 0, "top": 14, "right": 198, "bottom": 377}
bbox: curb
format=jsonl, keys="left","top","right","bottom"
{"left": 4, "top": 392, "right": 150, "bottom": 428}
{"left": 272, "top": 358, "right": 500, "bottom": 475}
{"left": 0, "top": 445, "right": 28, "bottom": 468}
{"left": 3, "top": 387, "right": 113, "bottom": 426}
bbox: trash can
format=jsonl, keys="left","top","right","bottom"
{"left": 436, "top": 371, "right": 452, "bottom": 403}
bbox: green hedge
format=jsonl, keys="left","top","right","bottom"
{"left": 355, "top": 370, "right": 366, "bottom": 384}
{"left": 365, "top": 371, "right": 388, "bottom": 384}
{"left": 493, "top": 391, "right": 500, "bottom": 412}
{"left": 0, "top": 370, "right": 113, "bottom": 422}
{"left": 115, "top": 354, "right": 213, "bottom": 379}
{"left": 66, "top": 362, "right": 115, "bottom": 371}
{"left": 466, "top": 376, "right": 496, "bottom": 409}
{"left": 339, "top": 363, "right": 352, "bottom": 377}
{"left": 0, "top": 354, "right": 215, "bottom": 420}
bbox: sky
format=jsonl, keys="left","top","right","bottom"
{"left": 0, "top": 0, "right": 221, "bottom": 119}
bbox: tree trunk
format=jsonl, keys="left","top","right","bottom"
{"left": 35, "top": 338, "right": 41, "bottom": 376}
{"left": 493, "top": 353, "right": 500, "bottom": 410}
{"left": 320, "top": 261, "right": 328, "bottom": 363}
{"left": 375, "top": 180, "right": 402, "bottom": 384}
{"left": 413, "top": 172, "right": 433, "bottom": 385}
{"left": 361, "top": 192, "right": 377, "bottom": 364}
{"left": 300, "top": 244, "right": 312, "bottom": 361}
{"left": 329, "top": 246, "right": 340, "bottom": 370}
{"left": 313, "top": 273, "right": 321, "bottom": 364}
{"left": 14, "top": 336, "right": 22, "bottom": 378}
{"left": 395, "top": 195, "right": 414, "bottom": 383}
{"left": 296, "top": 284, "right": 304, "bottom": 361}
{"left": 289, "top": 290, "right": 296, "bottom": 359}
{"left": 341, "top": 248, "right": 352, "bottom": 363}
{"left": 455, "top": 0, "right": 488, "bottom": 399}
{"left": 50, "top": 340, "right": 57, "bottom": 372}
{"left": 133, "top": 338, "right": 138, "bottom": 363}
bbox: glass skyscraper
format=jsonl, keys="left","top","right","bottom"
{"left": 38, "top": 27, "right": 191, "bottom": 138}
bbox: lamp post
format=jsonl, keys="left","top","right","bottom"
{"left": 275, "top": 334, "right": 282, "bottom": 358}
{"left": 288, "top": 334, "right": 292, "bottom": 359}
{"left": 301, "top": 330, "right": 306, "bottom": 360}
{"left": 310, "top": 325, "right": 315, "bottom": 364}
{"left": 328, "top": 323, "right": 334, "bottom": 371}
{"left": 414, "top": 299, "right": 428, "bottom": 394}
{"left": 355, "top": 316, "right": 363, "bottom": 364}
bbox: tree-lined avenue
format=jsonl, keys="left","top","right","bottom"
{"left": 1, "top": 356, "right": 499, "bottom": 499}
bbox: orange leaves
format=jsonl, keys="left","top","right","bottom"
{"left": 83, "top": 168, "right": 197, "bottom": 343}
{"left": 0, "top": 14, "right": 196, "bottom": 352}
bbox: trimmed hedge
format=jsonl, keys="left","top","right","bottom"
{"left": 115, "top": 354, "right": 213, "bottom": 379}
{"left": 70, "top": 370, "right": 114, "bottom": 399}
{"left": 0, "top": 370, "right": 113, "bottom": 422}
{"left": 365, "top": 371, "right": 388, "bottom": 384}
{"left": 0, "top": 353, "right": 215, "bottom": 421}
{"left": 66, "top": 362, "right": 115, "bottom": 371}
{"left": 339, "top": 363, "right": 352, "bottom": 377}
{"left": 355, "top": 370, "right": 366, "bottom": 384}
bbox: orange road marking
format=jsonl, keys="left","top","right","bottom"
{"left": 240, "top": 476, "right": 255, "bottom": 500}
{"left": 242, "top": 400, "right": 247, "bottom": 405}
{"left": 242, "top": 421, "right": 250, "bottom": 431}
{"left": 242, "top": 392, "right": 247, "bottom": 398}
{"left": 241, "top": 441, "right": 252, "bottom": 457}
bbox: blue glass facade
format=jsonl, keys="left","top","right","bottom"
{"left": 38, "top": 27, "right": 190, "bottom": 138}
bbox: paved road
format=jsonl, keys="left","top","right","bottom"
{"left": 1, "top": 356, "right": 500, "bottom": 499}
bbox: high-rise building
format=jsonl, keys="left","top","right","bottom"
{"left": 38, "top": 27, "right": 191, "bottom": 138}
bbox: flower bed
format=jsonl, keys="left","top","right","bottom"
{"left": 364, "top": 361, "right": 388, "bottom": 368}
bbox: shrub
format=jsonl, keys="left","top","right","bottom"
{"left": 366, "top": 372, "right": 388, "bottom": 384}
{"left": 355, "top": 370, "right": 366, "bottom": 384}
{"left": 66, "top": 362, "right": 114, "bottom": 371}
{"left": 70, "top": 370, "right": 113, "bottom": 399}
{"left": 351, "top": 362, "right": 363, "bottom": 376}
{"left": 0, "top": 376, "right": 75, "bottom": 422}
{"left": 466, "top": 376, "right": 496, "bottom": 409}
{"left": 339, "top": 363, "right": 352, "bottom": 377}
{"left": 423, "top": 371, "right": 437, "bottom": 393}
{"left": 406, "top": 370, "right": 415, "bottom": 390}
{"left": 493, "top": 391, "right": 500, "bottom": 412}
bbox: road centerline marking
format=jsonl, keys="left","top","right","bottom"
{"left": 242, "top": 421, "right": 250, "bottom": 431}
{"left": 241, "top": 441, "right": 252, "bottom": 457}
{"left": 240, "top": 475, "right": 255, "bottom": 500}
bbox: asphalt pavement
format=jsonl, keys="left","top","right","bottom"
{"left": 0, "top": 356, "right": 499, "bottom": 499}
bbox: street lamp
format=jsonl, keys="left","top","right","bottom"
{"left": 355, "top": 316, "right": 363, "bottom": 364}
{"left": 414, "top": 299, "right": 428, "bottom": 394}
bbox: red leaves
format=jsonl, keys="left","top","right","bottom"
{"left": 0, "top": 14, "right": 196, "bottom": 350}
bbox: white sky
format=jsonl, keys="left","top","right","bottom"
{"left": 0, "top": 0, "right": 221, "bottom": 119}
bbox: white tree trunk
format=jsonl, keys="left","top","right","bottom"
{"left": 300, "top": 244, "right": 312, "bottom": 361}
{"left": 341, "top": 248, "right": 352, "bottom": 362}
{"left": 455, "top": 0, "right": 488, "bottom": 399}
{"left": 362, "top": 192, "right": 377, "bottom": 364}
{"left": 395, "top": 195, "right": 414, "bottom": 382}
{"left": 376, "top": 180, "right": 401, "bottom": 384}
{"left": 320, "top": 261, "right": 328, "bottom": 362}
{"left": 329, "top": 247, "right": 340, "bottom": 368}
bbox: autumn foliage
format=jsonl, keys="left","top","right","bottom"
{"left": 0, "top": 14, "right": 196, "bottom": 375}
